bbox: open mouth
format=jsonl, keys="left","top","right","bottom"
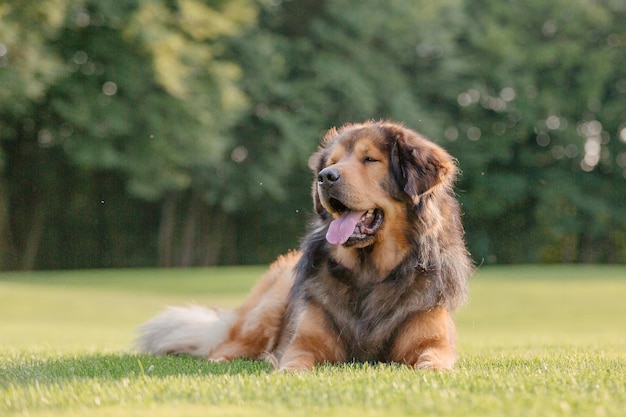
{"left": 325, "top": 198, "right": 384, "bottom": 246}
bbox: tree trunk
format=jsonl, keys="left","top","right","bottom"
{"left": 158, "top": 193, "right": 178, "bottom": 267}
{"left": 180, "top": 195, "right": 201, "bottom": 267}
{"left": 201, "top": 206, "right": 237, "bottom": 266}
{"left": 158, "top": 193, "right": 236, "bottom": 267}
{"left": 21, "top": 199, "right": 47, "bottom": 270}
{"left": 0, "top": 179, "right": 16, "bottom": 270}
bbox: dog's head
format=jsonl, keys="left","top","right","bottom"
{"left": 309, "top": 121, "right": 457, "bottom": 248}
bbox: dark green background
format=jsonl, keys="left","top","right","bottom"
{"left": 1, "top": 0, "right": 624, "bottom": 269}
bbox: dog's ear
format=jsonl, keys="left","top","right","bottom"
{"left": 388, "top": 125, "right": 457, "bottom": 207}
{"left": 308, "top": 148, "right": 327, "bottom": 214}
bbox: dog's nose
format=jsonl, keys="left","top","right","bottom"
{"left": 318, "top": 167, "right": 340, "bottom": 188}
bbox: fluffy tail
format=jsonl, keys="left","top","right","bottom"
{"left": 136, "top": 305, "right": 236, "bottom": 357}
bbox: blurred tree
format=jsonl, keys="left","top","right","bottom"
{"left": 0, "top": 0, "right": 256, "bottom": 268}
{"left": 0, "top": 0, "right": 71, "bottom": 269}
{"left": 445, "top": 0, "right": 626, "bottom": 263}
{"left": 0, "top": 0, "right": 624, "bottom": 269}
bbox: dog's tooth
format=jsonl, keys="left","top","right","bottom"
{"left": 367, "top": 209, "right": 375, "bottom": 215}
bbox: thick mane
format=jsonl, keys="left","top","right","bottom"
{"left": 296, "top": 202, "right": 471, "bottom": 314}
{"left": 407, "top": 192, "right": 472, "bottom": 311}
{"left": 383, "top": 122, "right": 471, "bottom": 310}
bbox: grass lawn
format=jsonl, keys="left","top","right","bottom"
{"left": 1, "top": 264, "right": 624, "bottom": 416}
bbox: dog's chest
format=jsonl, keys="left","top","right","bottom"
{"left": 313, "top": 262, "right": 424, "bottom": 361}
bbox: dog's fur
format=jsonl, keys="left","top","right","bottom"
{"left": 138, "top": 121, "right": 472, "bottom": 370}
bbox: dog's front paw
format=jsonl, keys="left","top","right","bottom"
{"left": 414, "top": 348, "right": 456, "bottom": 370}
{"left": 278, "top": 355, "right": 315, "bottom": 372}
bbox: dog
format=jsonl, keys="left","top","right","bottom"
{"left": 137, "top": 121, "right": 472, "bottom": 370}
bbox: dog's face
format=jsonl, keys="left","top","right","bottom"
{"left": 309, "top": 122, "right": 456, "bottom": 249}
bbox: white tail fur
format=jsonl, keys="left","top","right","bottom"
{"left": 136, "top": 305, "right": 236, "bottom": 357}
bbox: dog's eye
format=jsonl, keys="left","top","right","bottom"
{"left": 363, "top": 156, "right": 379, "bottom": 163}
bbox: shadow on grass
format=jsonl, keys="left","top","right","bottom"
{"left": 1, "top": 354, "right": 273, "bottom": 387}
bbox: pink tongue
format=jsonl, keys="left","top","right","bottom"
{"left": 326, "top": 210, "right": 366, "bottom": 245}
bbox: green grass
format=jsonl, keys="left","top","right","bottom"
{"left": 1, "top": 265, "right": 625, "bottom": 416}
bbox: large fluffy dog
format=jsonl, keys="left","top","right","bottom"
{"left": 138, "top": 121, "right": 472, "bottom": 370}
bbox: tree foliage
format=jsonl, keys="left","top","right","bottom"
{"left": 1, "top": 0, "right": 624, "bottom": 269}
{"left": 449, "top": 0, "right": 626, "bottom": 263}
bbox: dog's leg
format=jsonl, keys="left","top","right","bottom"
{"left": 208, "top": 294, "right": 291, "bottom": 362}
{"left": 277, "top": 304, "right": 346, "bottom": 371}
{"left": 208, "top": 292, "right": 289, "bottom": 362}
{"left": 389, "top": 306, "right": 457, "bottom": 370}
{"left": 209, "top": 253, "right": 298, "bottom": 362}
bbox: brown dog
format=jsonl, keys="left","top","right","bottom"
{"left": 138, "top": 121, "right": 472, "bottom": 370}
